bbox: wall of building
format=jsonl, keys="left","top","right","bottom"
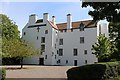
{"left": 22, "top": 26, "right": 40, "bottom": 64}
{"left": 44, "top": 22, "right": 53, "bottom": 65}
{"left": 22, "top": 17, "right": 53, "bottom": 65}
{"left": 57, "top": 28, "right": 98, "bottom": 66}
{"left": 22, "top": 13, "right": 109, "bottom": 66}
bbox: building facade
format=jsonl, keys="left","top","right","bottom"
{"left": 22, "top": 13, "right": 108, "bottom": 66}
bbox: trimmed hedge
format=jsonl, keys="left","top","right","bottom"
{"left": 67, "top": 61, "right": 120, "bottom": 80}
{"left": 0, "top": 68, "right": 6, "bottom": 80}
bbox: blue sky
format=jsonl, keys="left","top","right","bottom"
{"left": 0, "top": 2, "right": 93, "bottom": 35}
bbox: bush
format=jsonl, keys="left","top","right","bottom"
{"left": 0, "top": 68, "right": 6, "bottom": 80}
{"left": 66, "top": 61, "right": 120, "bottom": 80}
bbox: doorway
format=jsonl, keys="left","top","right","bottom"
{"left": 74, "top": 60, "right": 77, "bottom": 66}
{"left": 39, "top": 58, "right": 44, "bottom": 65}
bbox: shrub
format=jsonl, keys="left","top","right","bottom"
{"left": 0, "top": 68, "right": 6, "bottom": 80}
{"left": 67, "top": 61, "right": 120, "bottom": 80}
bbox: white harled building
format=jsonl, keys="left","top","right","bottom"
{"left": 22, "top": 13, "right": 108, "bottom": 66}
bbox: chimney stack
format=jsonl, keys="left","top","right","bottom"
{"left": 28, "top": 14, "right": 37, "bottom": 25}
{"left": 43, "top": 13, "right": 49, "bottom": 23}
{"left": 52, "top": 16, "right": 56, "bottom": 25}
{"left": 67, "top": 14, "right": 72, "bottom": 29}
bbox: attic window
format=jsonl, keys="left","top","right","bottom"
{"left": 79, "top": 22, "right": 85, "bottom": 31}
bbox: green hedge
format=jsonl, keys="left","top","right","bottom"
{"left": 0, "top": 68, "right": 6, "bottom": 80}
{"left": 67, "top": 61, "right": 120, "bottom": 80}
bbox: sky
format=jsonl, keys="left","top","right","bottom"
{"left": 0, "top": 1, "right": 94, "bottom": 35}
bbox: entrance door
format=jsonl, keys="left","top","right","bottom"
{"left": 39, "top": 58, "right": 44, "bottom": 65}
{"left": 74, "top": 60, "right": 77, "bottom": 66}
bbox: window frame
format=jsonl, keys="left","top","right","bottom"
{"left": 59, "top": 49, "right": 63, "bottom": 56}
{"left": 24, "top": 32, "right": 26, "bottom": 35}
{"left": 58, "top": 59, "right": 61, "bottom": 63}
{"left": 37, "top": 36, "right": 38, "bottom": 40}
{"left": 41, "top": 44, "right": 45, "bottom": 52}
{"left": 66, "top": 60, "right": 68, "bottom": 64}
{"left": 80, "top": 37, "right": 84, "bottom": 43}
{"left": 85, "top": 60, "right": 87, "bottom": 64}
{"left": 59, "top": 38, "right": 63, "bottom": 45}
{"left": 84, "top": 50, "right": 87, "bottom": 55}
{"left": 45, "top": 55, "right": 47, "bottom": 59}
{"left": 41, "top": 37, "right": 45, "bottom": 43}
{"left": 73, "top": 48, "right": 78, "bottom": 56}
{"left": 45, "top": 30, "right": 48, "bottom": 34}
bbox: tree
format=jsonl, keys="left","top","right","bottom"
{"left": 2, "top": 39, "right": 39, "bottom": 68}
{"left": 92, "top": 34, "right": 116, "bottom": 62}
{"left": 82, "top": 2, "right": 120, "bottom": 60}
{"left": 82, "top": 2, "right": 120, "bottom": 23}
{"left": 0, "top": 14, "right": 20, "bottom": 40}
{"left": 0, "top": 14, "right": 20, "bottom": 64}
{"left": 109, "top": 22, "right": 120, "bottom": 60}
{"left": 1, "top": 14, "right": 39, "bottom": 68}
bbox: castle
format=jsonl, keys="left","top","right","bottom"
{"left": 22, "top": 13, "right": 108, "bottom": 66}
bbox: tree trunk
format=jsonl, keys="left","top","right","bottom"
{"left": 20, "top": 57, "right": 23, "bottom": 69}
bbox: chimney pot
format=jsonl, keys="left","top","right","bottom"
{"left": 52, "top": 16, "right": 56, "bottom": 25}
{"left": 67, "top": 14, "right": 72, "bottom": 29}
{"left": 67, "top": 14, "right": 71, "bottom": 16}
{"left": 28, "top": 14, "right": 37, "bottom": 25}
{"left": 43, "top": 13, "right": 49, "bottom": 23}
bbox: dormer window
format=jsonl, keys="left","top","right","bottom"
{"left": 79, "top": 22, "right": 85, "bottom": 31}
{"left": 64, "top": 29, "right": 67, "bottom": 32}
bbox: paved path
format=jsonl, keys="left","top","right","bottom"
{"left": 1, "top": 65, "right": 74, "bottom": 79}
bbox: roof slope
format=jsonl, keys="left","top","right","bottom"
{"left": 47, "top": 20, "right": 58, "bottom": 30}
{"left": 57, "top": 20, "right": 97, "bottom": 29}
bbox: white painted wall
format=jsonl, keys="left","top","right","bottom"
{"left": 22, "top": 13, "right": 53, "bottom": 65}
{"left": 22, "top": 13, "right": 109, "bottom": 66}
{"left": 57, "top": 28, "right": 98, "bottom": 66}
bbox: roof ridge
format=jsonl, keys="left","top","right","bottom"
{"left": 56, "top": 20, "right": 93, "bottom": 25}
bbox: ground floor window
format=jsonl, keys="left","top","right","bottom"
{"left": 66, "top": 60, "right": 68, "bottom": 64}
{"left": 85, "top": 60, "right": 87, "bottom": 64}
{"left": 59, "top": 49, "right": 63, "bottom": 56}
{"left": 58, "top": 59, "right": 61, "bottom": 63}
{"left": 45, "top": 55, "right": 47, "bottom": 59}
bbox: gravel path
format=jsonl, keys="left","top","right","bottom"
{"left": 1, "top": 65, "right": 74, "bottom": 79}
